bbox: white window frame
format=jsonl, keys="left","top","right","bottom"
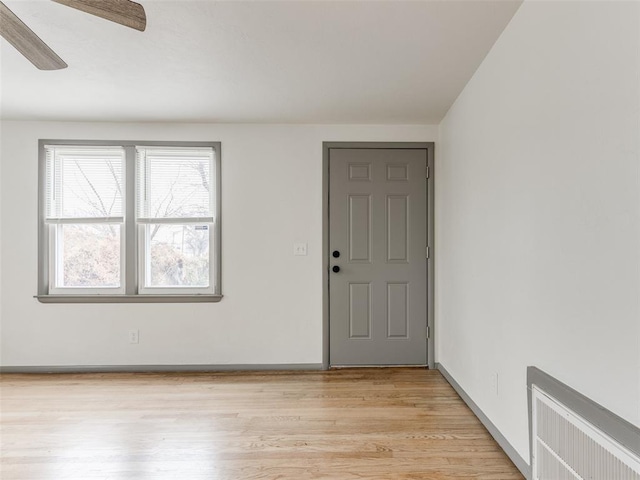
{"left": 37, "top": 140, "right": 222, "bottom": 303}
{"left": 48, "top": 221, "right": 127, "bottom": 296}
{"left": 45, "top": 146, "right": 126, "bottom": 295}
{"left": 137, "top": 222, "right": 215, "bottom": 295}
{"left": 136, "top": 146, "right": 216, "bottom": 295}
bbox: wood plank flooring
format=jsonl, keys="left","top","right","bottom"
{"left": 0, "top": 368, "right": 524, "bottom": 479}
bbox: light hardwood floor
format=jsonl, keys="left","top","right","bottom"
{"left": 0, "top": 368, "right": 524, "bottom": 479}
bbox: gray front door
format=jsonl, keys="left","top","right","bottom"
{"left": 329, "top": 147, "right": 428, "bottom": 366}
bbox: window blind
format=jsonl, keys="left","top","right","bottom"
{"left": 45, "top": 145, "right": 125, "bottom": 222}
{"left": 136, "top": 146, "right": 215, "bottom": 224}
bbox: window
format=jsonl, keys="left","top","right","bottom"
{"left": 38, "top": 141, "right": 221, "bottom": 302}
{"left": 136, "top": 147, "right": 215, "bottom": 294}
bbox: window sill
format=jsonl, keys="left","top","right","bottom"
{"left": 35, "top": 294, "right": 223, "bottom": 304}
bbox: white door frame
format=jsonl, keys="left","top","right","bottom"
{"left": 322, "top": 142, "right": 435, "bottom": 369}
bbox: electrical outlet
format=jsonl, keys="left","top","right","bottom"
{"left": 129, "top": 329, "right": 139, "bottom": 344}
{"left": 293, "top": 242, "right": 308, "bottom": 256}
{"left": 491, "top": 372, "right": 499, "bottom": 396}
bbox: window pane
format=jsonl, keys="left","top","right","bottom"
{"left": 58, "top": 224, "right": 121, "bottom": 288}
{"left": 137, "top": 148, "right": 213, "bottom": 219}
{"left": 146, "top": 224, "right": 210, "bottom": 288}
{"left": 47, "top": 148, "right": 124, "bottom": 218}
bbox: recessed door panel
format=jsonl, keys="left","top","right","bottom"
{"left": 387, "top": 195, "right": 409, "bottom": 263}
{"left": 387, "top": 282, "right": 409, "bottom": 338}
{"left": 349, "top": 163, "right": 371, "bottom": 181}
{"left": 348, "top": 195, "right": 371, "bottom": 262}
{"left": 349, "top": 283, "right": 371, "bottom": 338}
{"left": 387, "top": 164, "right": 408, "bottom": 181}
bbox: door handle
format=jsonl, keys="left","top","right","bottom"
{"left": 332, "top": 250, "right": 340, "bottom": 258}
{"left": 332, "top": 265, "right": 341, "bottom": 273}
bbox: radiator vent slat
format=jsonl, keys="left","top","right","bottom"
{"left": 532, "top": 387, "right": 640, "bottom": 480}
{"left": 538, "top": 441, "right": 580, "bottom": 480}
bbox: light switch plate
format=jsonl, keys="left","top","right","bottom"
{"left": 293, "top": 243, "right": 308, "bottom": 256}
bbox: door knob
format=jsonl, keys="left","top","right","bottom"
{"left": 332, "top": 250, "right": 340, "bottom": 258}
{"left": 332, "top": 265, "right": 340, "bottom": 273}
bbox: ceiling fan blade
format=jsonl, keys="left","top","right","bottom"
{"left": 52, "top": 0, "right": 146, "bottom": 32}
{"left": 0, "top": 2, "right": 67, "bottom": 70}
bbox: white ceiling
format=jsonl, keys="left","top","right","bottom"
{"left": 0, "top": 0, "right": 521, "bottom": 123}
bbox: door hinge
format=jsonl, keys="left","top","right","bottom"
{"left": 427, "top": 326, "right": 431, "bottom": 339}
{"left": 426, "top": 166, "right": 430, "bottom": 179}
{"left": 426, "top": 246, "right": 430, "bottom": 259}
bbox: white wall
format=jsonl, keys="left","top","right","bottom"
{"left": 0, "top": 122, "right": 437, "bottom": 367}
{"left": 0, "top": 120, "right": 3, "bottom": 349}
{"left": 437, "top": 0, "right": 640, "bottom": 463}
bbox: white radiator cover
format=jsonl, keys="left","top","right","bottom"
{"left": 532, "top": 386, "right": 640, "bottom": 480}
